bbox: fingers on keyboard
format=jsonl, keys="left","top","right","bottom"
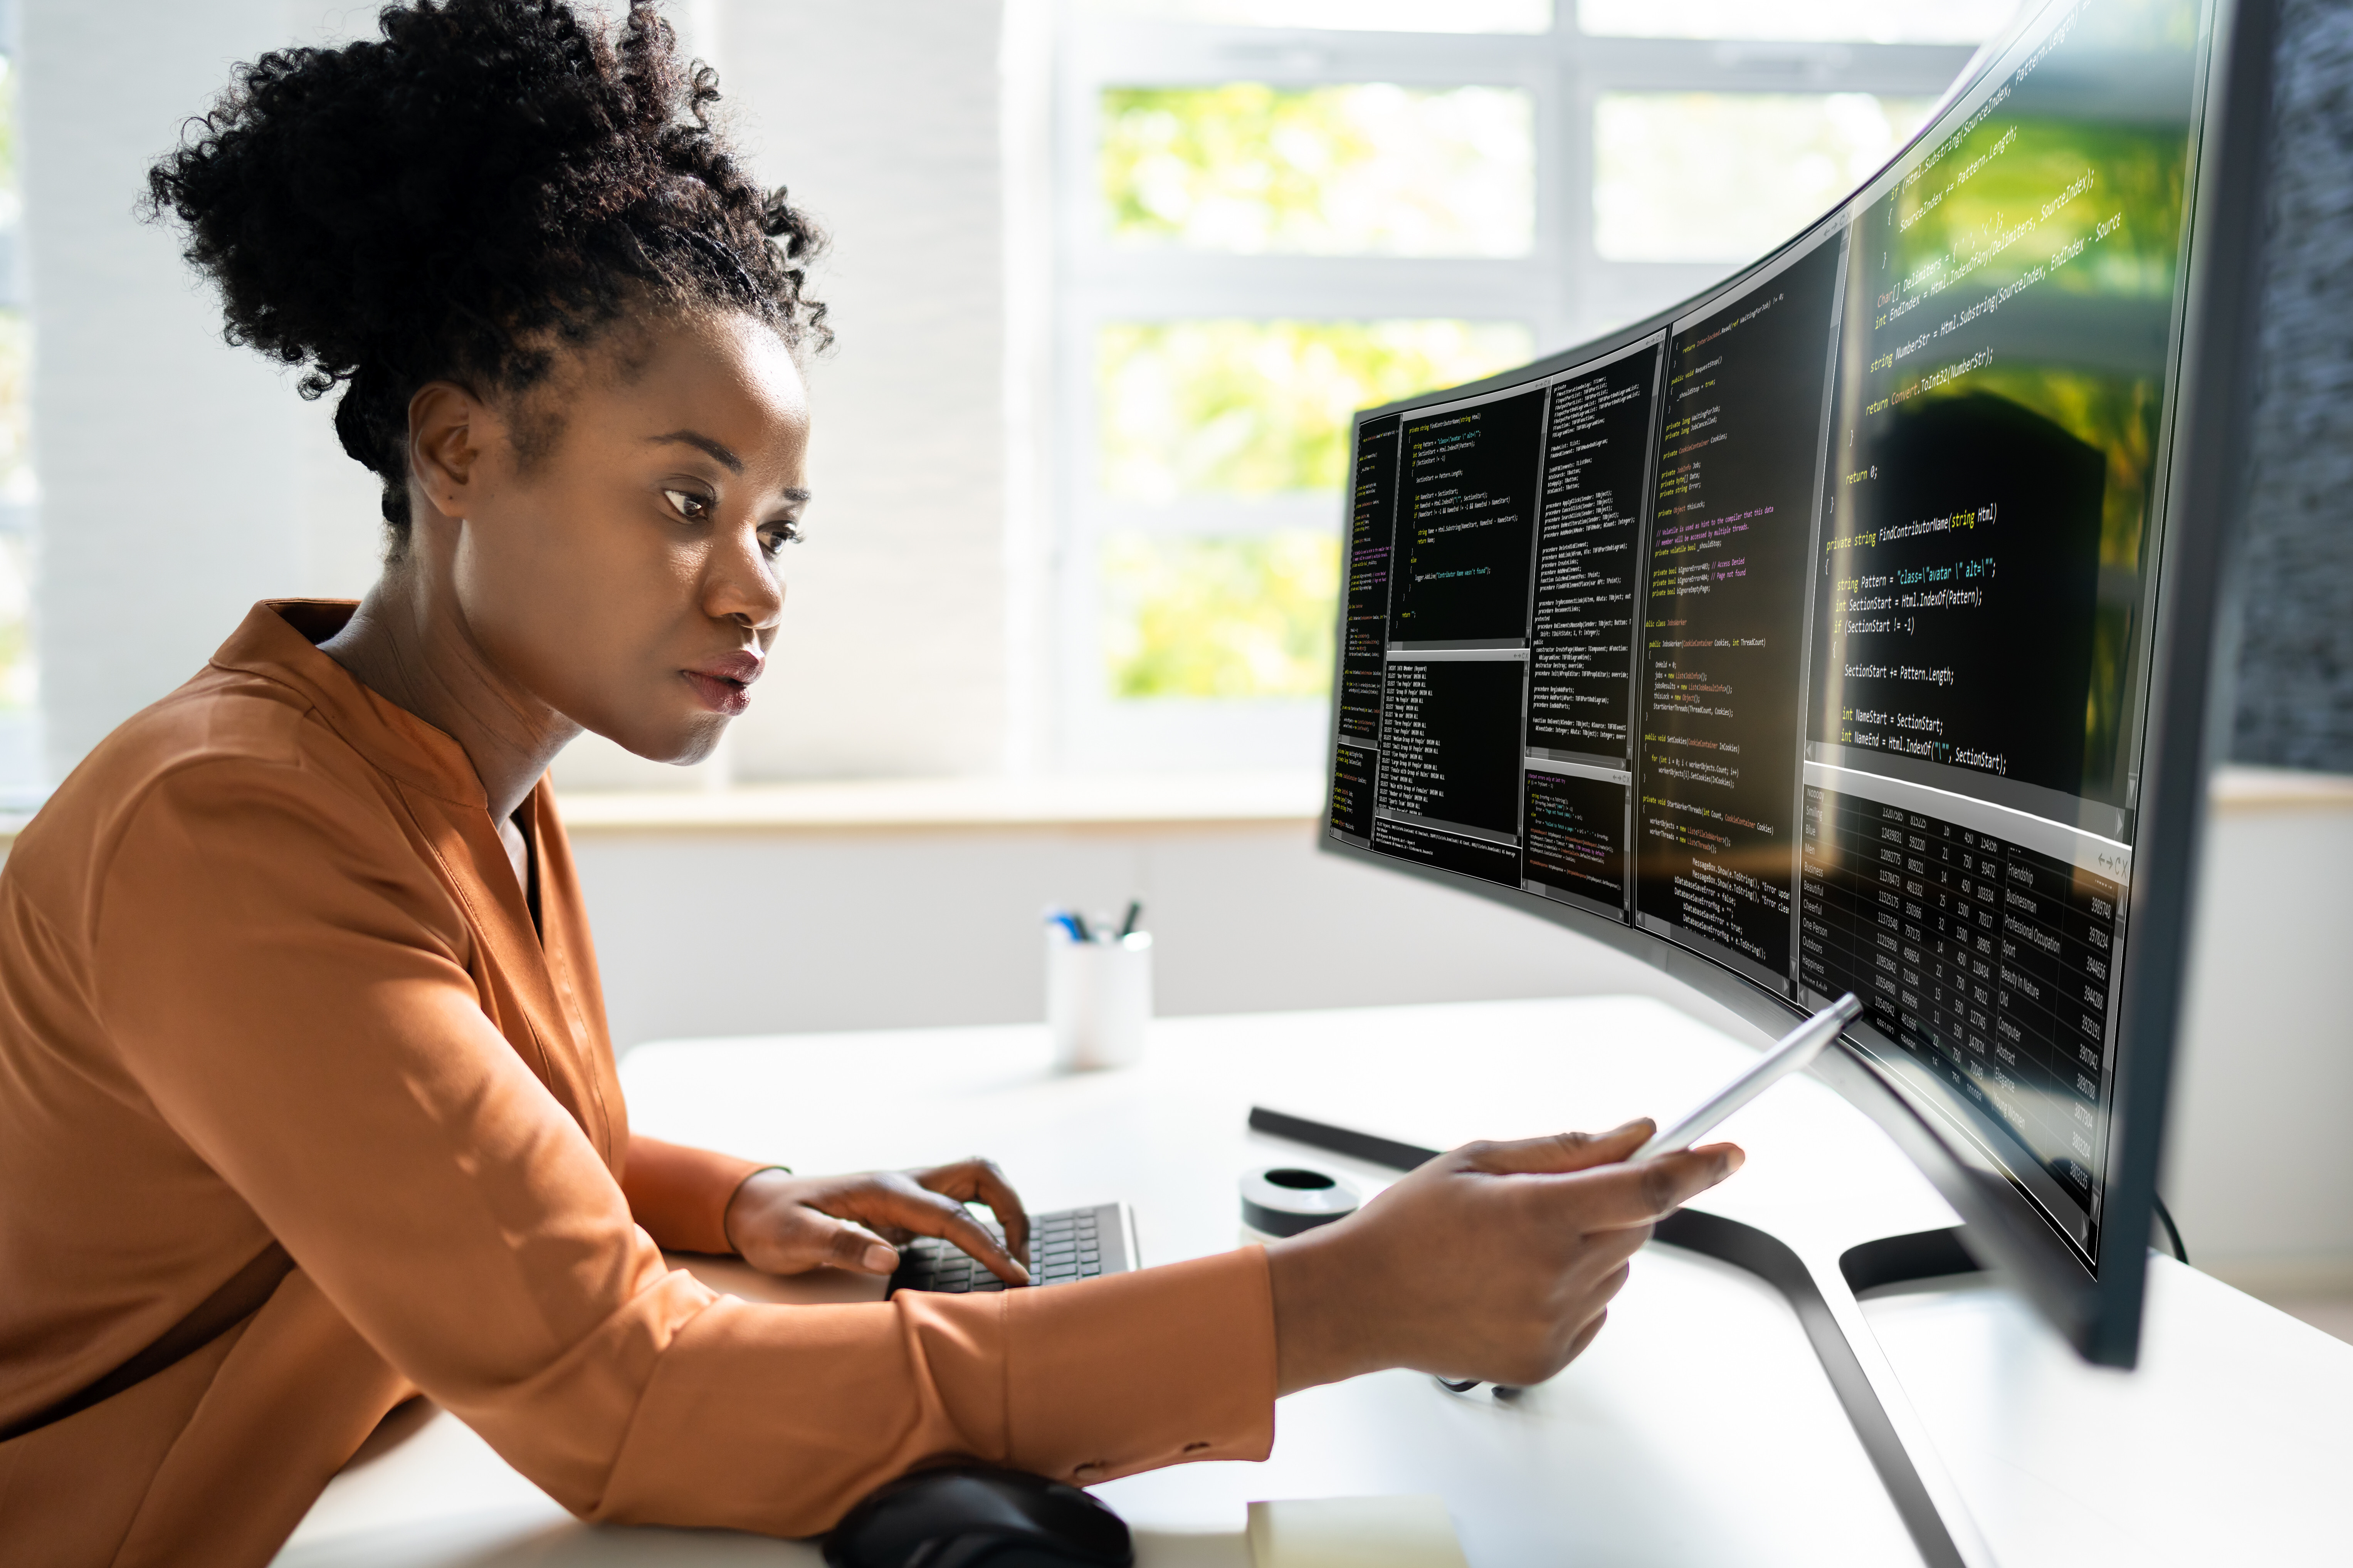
{"left": 896, "top": 1207, "right": 1112, "bottom": 1293}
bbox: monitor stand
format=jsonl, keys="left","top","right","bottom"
{"left": 1249, "top": 1107, "right": 1997, "bottom": 1568}
{"left": 1650, "top": 1209, "right": 1983, "bottom": 1568}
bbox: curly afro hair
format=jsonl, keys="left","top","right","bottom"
{"left": 143, "top": 0, "right": 829, "bottom": 551}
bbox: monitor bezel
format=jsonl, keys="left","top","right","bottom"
{"left": 1315, "top": 0, "right": 2277, "bottom": 1368}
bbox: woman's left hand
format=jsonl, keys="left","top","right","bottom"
{"left": 722, "top": 1158, "right": 1032, "bottom": 1284}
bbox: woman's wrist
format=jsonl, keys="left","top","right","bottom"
{"left": 720, "top": 1165, "right": 795, "bottom": 1256}
{"left": 1266, "top": 1223, "right": 1390, "bottom": 1397}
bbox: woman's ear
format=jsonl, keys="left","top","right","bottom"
{"left": 407, "top": 381, "right": 489, "bottom": 520}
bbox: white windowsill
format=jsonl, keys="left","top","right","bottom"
{"left": 0, "top": 765, "right": 2343, "bottom": 850}
{"left": 551, "top": 769, "right": 1328, "bottom": 833}
{"left": 545, "top": 763, "right": 2340, "bottom": 834}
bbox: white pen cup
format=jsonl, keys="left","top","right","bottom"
{"left": 1046, "top": 927, "right": 1153, "bottom": 1073}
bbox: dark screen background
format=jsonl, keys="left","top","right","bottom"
{"left": 1525, "top": 770, "right": 1631, "bottom": 906}
{"left": 1374, "top": 659, "right": 1526, "bottom": 839}
{"left": 1390, "top": 391, "right": 1547, "bottom": 643}
{"left": 1528, "top": 345, "right": 1661, "bottom": 760}
{"left": 1813, "top": 394, "right": 2106, "bottom": 794}
{"left": 1632, "top": 235, "right": 1846, "bottom": 982}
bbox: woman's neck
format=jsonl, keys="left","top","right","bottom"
{"left": 319, "top": 558, "right": 582, "bottom": 828}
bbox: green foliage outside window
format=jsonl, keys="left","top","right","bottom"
{"left": 1104, "top": 532, "right": 1342, "bottom": 699}
{"left": 1095, "top": 318, "right": 1530, "bottom": 698}
{"left": 1595, "top": 92, "right": 1935, "bottom": 262}
{"left": 1578, "top": 0, "right": 2011, "bottom": 42}
{"left": 1096, "top": 318, "right": 1531, "bottom": 502}
{"left": 1086, "top": 0, "right": 1551, "bottom": 31}
{"left": 1099, "top": 83, "right": 1533, "bottom": 256}
{"left": 1094, "top": 81, "right": 1535, "bottom": 703}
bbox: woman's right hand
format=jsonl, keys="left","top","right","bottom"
{"left": 724, "top": 1159, "right": 1032, "bottom": 1284}
{"left": 1264, "top": 1120, "right": 1742, "bottom": 1395}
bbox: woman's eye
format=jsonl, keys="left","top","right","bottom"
{"left": 663, "top": 488, "right": 711, "bottom": 521}
{"left": 760, "top": 521, "right": 804, "bottom": 557}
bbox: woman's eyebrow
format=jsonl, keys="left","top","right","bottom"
{"left": 645, "top": 430, "right": 744, "bottom": 473}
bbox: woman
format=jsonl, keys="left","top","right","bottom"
{"left": 0, "top": 4, "right": 1740, "bottom": 1563}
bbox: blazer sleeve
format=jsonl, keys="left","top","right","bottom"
{"left": 622, "top": 1135, "right": 769, "bottom": 1256}
{"left": 87, "top": 756, "right": 1276, "bottom": 1535}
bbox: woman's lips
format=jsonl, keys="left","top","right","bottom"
{"left": 683, "top": 651, "right": 762, "bottom": 717}
{"left": 684, "top": 670, "right": 751, "bottom": 715}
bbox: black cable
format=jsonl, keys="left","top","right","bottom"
{"left": 2152, "top": 1192, "right": 2188, "bottom": 1265}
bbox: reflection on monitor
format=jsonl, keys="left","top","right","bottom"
{"left": 1322, "top": 0, "right": 2268, "bottom": 1359}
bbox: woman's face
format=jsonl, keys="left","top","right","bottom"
{"left": 430, "top": 311, "right": 810, "bottom": 765}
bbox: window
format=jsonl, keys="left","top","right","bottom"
{"left": 1045, "top": 0, "right": 1998, "bottom": 771}
{"left": 1592, "top": 92, "right": 1935, "bottom": 262}
{"left": 1575, "top": 0, "right": 2015, "bottom": 44}
{"left": 0, "top": 40, "right": 33, "bottom": 811}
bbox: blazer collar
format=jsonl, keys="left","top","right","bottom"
{"left": 208, "top": 600, "right": 489, "bottom": 809}
{"left": 210, "top": 604, "right": 608, "bottom": 1143}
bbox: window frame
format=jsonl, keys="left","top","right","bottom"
{"left": 1044, "top": 3, "right": 1978, "bottom": 772}
{"left": 0, "top": 2, "right": 37, "bottom": 809}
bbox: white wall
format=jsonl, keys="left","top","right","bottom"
{"left": 2165, "top": 794, "right": 2353, "bottom": 1283}
{"left": 571, "top": 814, "right": 1751, "bottom": 1048}
{"left": 24, "top": 0, "right": 311, "bottom": 778}
{"left": 724, "top": 0, "right": 1008, "bottom": 783}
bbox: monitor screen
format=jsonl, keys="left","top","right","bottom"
{"left": 1324, "top": 0, "right": 2252, "bottom": 1313}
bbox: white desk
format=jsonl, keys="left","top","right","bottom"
{"left": 276, "top": 997, "right": 2353, "bottom": 1567}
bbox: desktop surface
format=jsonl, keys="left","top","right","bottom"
{"left": 274, "top": 999, "right": 2353, "bottom": 1568}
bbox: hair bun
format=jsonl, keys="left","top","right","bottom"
{"left": 145, "top": 0, "right": 826, "bottom": 543}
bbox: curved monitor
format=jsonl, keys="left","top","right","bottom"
{"left": 1319, "top": 0, "right": 2277, "bottom": 1367}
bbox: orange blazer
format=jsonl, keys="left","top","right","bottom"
{"left": 0, "top": 601, "right": 1275, "bottom": 1566}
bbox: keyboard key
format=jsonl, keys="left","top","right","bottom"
{"left": 893, "top": 1205, "right": 1126, "bottom": 1297}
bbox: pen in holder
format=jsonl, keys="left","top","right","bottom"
{"left": 1044, "top": 903, "right": 1152, "bottom": 1073}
